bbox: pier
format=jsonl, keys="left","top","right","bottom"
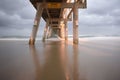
{"left": 29, "top": 0, "right": 87, "bottom": 45}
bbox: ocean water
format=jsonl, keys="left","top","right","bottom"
{"left": 0, "top": 37, "right": 120, "bottom": 80}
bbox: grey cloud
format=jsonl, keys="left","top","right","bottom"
{"left": 0, "top": 0, "right": 45, "bottom": 37}
{"left": 110, "top": 9, "right": 120, "bottom": 17}
{"left": 86, "top": 0, "right": 120, "bottom": 15}
{"left": 0, "top": 0, "right": 120, "bottom": 36}
{"left": 79, "top": 25, "right": 120, "bottom": 36}
{"left": 0, "top": 0, "right": 36, "bottom": 29}
{"left": 0, "top": 11, "right": 26, "bottom": 28}
{"left": 16, "top": 5, "right": 36, "bottom": 19}
{"left": 78, "top": 0, "right": 120, "bottom": 28}
{"left": 0, "top": 11, "right": 20, "bottom": 27}
{"left": 16, "top": 0, "right": 36, "bottom": 20}
{"left": 0, "top": 0, "right": 27, "bottom": 15}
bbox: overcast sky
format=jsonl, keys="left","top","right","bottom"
{"left": 0, "top": 0, "right": 120, "bottom": 37}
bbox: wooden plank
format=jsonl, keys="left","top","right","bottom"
{"left": 32, "top": 2, "right": 86, "bottom": 9}
{"left": 47, "top": 3, "right": 61, "bottom": 8}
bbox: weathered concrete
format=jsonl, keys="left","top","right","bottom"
{"left": 29, "top": 3, "right": 43, "bottom": 45}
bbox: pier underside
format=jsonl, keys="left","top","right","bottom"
{"left": 29, "top": 0, "right": 87, "bottom": 45}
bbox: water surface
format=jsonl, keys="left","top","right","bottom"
{"left": 0, "top": 38, "right": 120, "bottom": 80}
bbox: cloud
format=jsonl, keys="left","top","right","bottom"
{"left": 0, "top": 11, "right": 21, "bottom": 27}
{"left": 86, "top": 0, "right": 120, "bottom": 15}
{"left": 0, "top": 0, "right": 27, "bottom": 15}
{"left": 78, "top": 0, "right": 120, "bottom": 28}
{"left": 0, "top": 0, "right": 120, "bottom": 36}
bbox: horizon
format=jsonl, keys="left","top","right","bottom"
{"left": 0, "top": 34, "right": 120, "bottom": 38}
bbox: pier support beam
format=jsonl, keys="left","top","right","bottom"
{"left": 29, "top": 3, "right": 43, "bottom": 45}
{"left": 73, "top": 1, "right": 79, "bottom": 44}
{"left": 65, "top": 21, "right": 68, "bottom": 41}
{"left": 47, "top": 27, "right": 52, "bottom": 38}
{"left": 42, "top": 21, "right": 49, "bottom": 42}
{"left": 60, "top": 21, "right": 65, "bottom": 39}
{"left": 58, "top": 28, "right": 61, "bottom": 38}
{"left": 46, "top": 27, "right": 50, "bottom": 39}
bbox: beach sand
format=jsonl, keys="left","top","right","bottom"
{"left": 0, "top": 37, "right": 120, "bottom": 80}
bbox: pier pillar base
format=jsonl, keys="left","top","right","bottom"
{"left": 29, "top": 38, "right": 35, "bottom": 45}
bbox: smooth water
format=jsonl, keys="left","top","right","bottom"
{"left": 0, "top": 37, "right": 120, "bottom": 80}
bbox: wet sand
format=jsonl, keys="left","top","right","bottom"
{"left": 0, "top": 37, "right": 120, "bottom": 80}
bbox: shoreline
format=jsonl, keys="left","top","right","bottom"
{"left": 0, "top": 36, "right": 120, "bottom": 41}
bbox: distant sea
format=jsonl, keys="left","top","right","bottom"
{"left": 0, "top": 35, "right": 120, "bottom": 40}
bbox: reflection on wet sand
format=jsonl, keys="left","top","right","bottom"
{"left": 29, "top": 41, "right": 80, "bottom": 80}
{"left": 1, "top": 38, "right": 120, "bottom": 80}
{"left": 29, "top": 45, "right": 41, "bottom": 80}
{"left": 73, "top": 45, "right": 79, "bottom": 80}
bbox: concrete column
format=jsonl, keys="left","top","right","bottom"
{"left": 49, "top": 28, "right": 53, "bottom": 38}
{"left": 57, "top": 28, "right": 60, "bottom": 38}
{"left": 58, "top": 29, "right": 61, "bottom": 38}
{"left": 29, "top": 3, "right": 43, "bottom": 45}
{"left": 73, "top": 1, "right": 79, "bottom": 44}
{"left": 60, "top": 21, "right": 65, "bottom": 39}
{"left": 42, "top": 21, "right": 49, "bottom": 42}
{"left": 65, "top": 20, "right": 68, "bottom": 41}
{"left": 47, "top": 27, "right": 52, "bottom": 38}
{"left": 46, "top": 27, "right": 49, "bottom": 39}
